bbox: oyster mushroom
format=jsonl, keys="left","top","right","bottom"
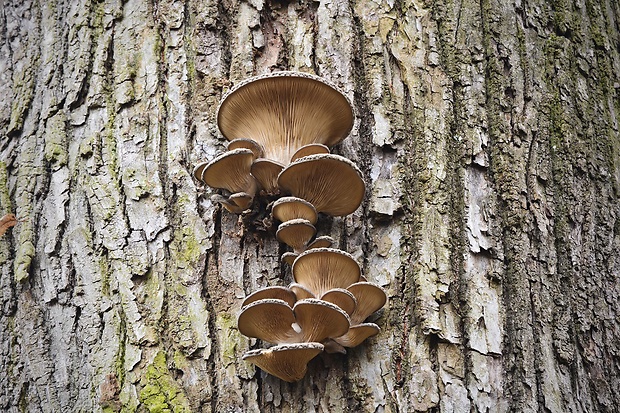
{"left": 290, "top": 143, "right": 330, "bottom": 162}
{"left": 242, "top": 342, "right": 324, "bottom": 382}
{"left": 292, "top": 248, "right": 361, "bottom": 297}
{"left": 306, "top": 236, "right": 335, "bottom": 250}
{"left": 217, "top": 72, "right": 354, "bottom": 165}
{"left": 334, "top": 323, "right": 381, "bottom": 348}
{"left": 276, "top": 219, "right": 317, "bottom": 253}
{"left": 320, "top": 288, "right": 357, "bottom": 316}
{"left": 242, "top": 286, "right": 297, "bottom": 308}
{"left": 347, "top": 282, "right": 387, "bottom": 324}
{"left": 272, "top": 196, "right": 318, "bottom": 225}
{"left": 281, "top": 252, "right": 298, "bottom": 266}
{"left": 251, "top": 159, "right": 285, "bottom": 194}
{"left": 277, "top": 154, "right": 365, "bottom": 216}
{"left": 237, "top": 298, "right": 350, "bottom": 345}
{"left": 227, "top": 138, "right": 264, "bottom": 159}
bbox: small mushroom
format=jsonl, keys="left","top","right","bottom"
{"left": 290, "top": 143, "right": 330, "bottom": 162}
{"left": 292, "top": 248, "right": 361, "bottom": 297}
{"left": 0, "top": 214, "right": 19, "bottom": 236}
{"left": 277, "top": 154, "right": 365, "bottom": 216}
{"left": 227, "top": 138, "right": 264, "bottom": 159}
{"left": 251, "top": 159, "right": 285, "bottom": 194}
{"left": 334, "top": 323, "right": 381, "bottom": 348}
{"left": 201, "top": 148, "right": 257, "bottom": 195}
{"left": 323, "top": 340, "right": 347, "bottom": 354}
{"left": 293, "top": 298, "right": 350, "bottom": 343}
{"left": 242, "top": 342, "right": 324, "bottom": 382}
{"left": 229, "top": 192, "right": 254, "bottom": 210}
{"left": 237, "top": 299, "right": 298, "bottom": 344}
{"left": 242, "top": 286, "right": 297, "bottom": 308}
{"left": 217, "top": 72, "right": 354, "bottom": 165}
{"left": 289, "top": 283, "right": 314, "bottom": 300}
{"left": 347, "top": 282, "right": 387, "bottom": 325}
{"left": 320, "top": 288, "right": 357, "bottom": 316}
{"left": 306, "top": 236, "right": 335, "bottom": 250}
{"left": 210, "top": 194, "right": 244, "bottom": 214}
{"left": 272, "top": 196, "right": 318, "bottom": 225}
{"left": 281, "top": 252, "right": 298, "bottom": 266}
{"left": 276, "top": 219, "right": 316, "bottom": 252}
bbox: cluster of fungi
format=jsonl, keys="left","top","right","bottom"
{"left": 194, "top": 72, "right": 386, "bottom": 382}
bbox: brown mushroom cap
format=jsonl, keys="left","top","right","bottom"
{"left": 306, "top": 236, "right": 335, "bottom": 250}
{"left": 201, "top": 148, "right": 257, "bottom": 196}
{"left": 320, "top": 288, "right": 357, "bottom": 316}
{"left": 192, "top": 161, "right": 209, "bottom": 182}
{"left": 242, "top": 286, "right": 297, "bottom": 308}
{"left": 293, "top": 298, "right": 350, "bottom": 342}
{"left": 251, "top": 159, "right": 284, "bottom": 194}
{"left": 333, "top": 323, "right": 380, "bottom": 348}
{"left": 277, "top": 154, "right": 365, "bottom": 216}
{"left": 289, "top": 282, "right": 314, "bottom": 300}
{"left": 210, "top": 194, "right": 244, "bottom": 214}
{"left": 227, "top": 138, "right": 264, "bottom": 159}
{"left": 347, "top": 282, "right": 387, "bottom": 325}
{"left": 323, "top": 340, "right": 347, "bottom": 354}
{"left": 229, "top": 192, "right": 253, "bottom": 210}
{"left": 290, "top": 143, "right": 330, "bottom": 162}
{"left": 237, "top": 299, "right": 298, "bottom": 344}
{"left": 242, "top": 342, "right": 324, "bottom": 382}
{"left": 272, "top": 196, "right": 318, "bottom": 225}
{"left": 276, "top": 219, "right": 316, "bottom": 252}
{"left": 217, "top": 72, "right": 354, "bottom": 165}
{"left": 281, "top": 252, "right": 298, "bottom": 266}
{"left": 292, "top": 248, "right": 361, "bottom": 297}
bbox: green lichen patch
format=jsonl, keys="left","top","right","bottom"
{"left": 139, "top": 351, "right": 192, "bottom": 413}
{"left": 44, "top": 111, "right": 69, "bottom": 168}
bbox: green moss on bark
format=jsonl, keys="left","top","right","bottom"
{"left": 139, "top": 351, "right": 191, "bottom": 413}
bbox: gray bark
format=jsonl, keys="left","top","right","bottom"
{"left": 0, "top": 0, "right": 619, "bottom": 412}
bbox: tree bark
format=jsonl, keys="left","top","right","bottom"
{"left": 1, "top": 0, "right": 619, "bottom": 412}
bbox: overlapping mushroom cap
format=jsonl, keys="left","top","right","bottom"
{"left": 242, "top": 343, "right": 324, "bottom": 383}
{"left": 278, "top": 154, "right": 365, "bottom": 216}
{"left": 217, "top": 72, "right": 354, "bottom": 165}
{"left": 292, "top": 248, "right": 361, "bottom": 297}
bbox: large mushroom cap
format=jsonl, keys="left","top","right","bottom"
{"left": 251, "top": 159, "right": 285, "bottom": 194}
{"left": 292, "top": 248, "right": 361, "bottom": 297}
{"left": 347, "top": 282, "right": 387, "bottom": 325}
{"left": 334, "top": 323, "right": 380, "bottom": 348}
{"left": 217, "top": 72, "right": 354, "bottom": 165}
{"left": 293, "top": 298, "right": 350, "bottom": 342}
{"left": 201, "top": 148, "right": 257, "bottom": 195}
{"left": 277, "top": 154, "right": 365, "bottom": 216}
{"left": 276, "top": 219, "right": 316, "bottom": 252}
{"left": 242, "top": 342, "right": 324, "bottom": 382}
{"left": 237, "top": 299, "right": 298, "bottom": 344}
{"left": 272, "top": 196, "right": 318, "bottom": 225}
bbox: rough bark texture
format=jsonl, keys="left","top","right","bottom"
{"left": 1, "top": 0, "right": 619, "bottom": 412}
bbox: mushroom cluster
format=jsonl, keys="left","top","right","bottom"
{"left": 194, "top": 72, "right": 386, "bottom": 382}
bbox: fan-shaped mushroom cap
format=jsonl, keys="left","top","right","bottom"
{"left": 347, "top": 282, "right": 387, "bottom": 324}
{"left": 320, "top": 288, "right": 357, "bottom": 316}
{"left": 211, "top": 194, "right": 244, "bottom": 214}
{"left": 229, "top": 192, "right": 254, "bottom": 210}
{"left": 251, "top": 159, "right": 285, "bottom": 194}
{"left": 237, "top": 299, "right": 298, "bottom": 344}
{"left": 334, "top": 323, "right": 380, "bottom": 348}
{"left": 272, "top": 197, "right": 318, "bottom": 225}
{"left": 242, "top": 286, "right": 297, "bottom": 308}
{"left": 289, "top": 283, "right": 314, "bottom": 300}
{"left": 217, "top": 72, "right": 354, "bottom": 165}
{"left": 227, "top": 138, "right": 264, "bottom": 159}
{"left": 281, "top": 252, "right": 298, "bottom": 266}
{"left": 276, "top": 219, "right": 316, "bottom": 252}
{"left": 306, "top": 236, "right": 335, "bottom": 250}
{"left": 201, "top": 148, "right": 257, "bottom": 196}
{"left": 292, "top": 248, "right": 361, "bottom": 297}
{"left": 242, "top": 342, "right": 324, "bottom": 382}
{"left": 293, "top": 298, "right": 350, "bottom": 342}
{"left": 277, "top": 154, "right": 365, "bottom": 216}
{"left": 291, "top": 143, "right": 330, "bottom": 162}
{"left": 193, "top": 161, "right": 209, "bottom": 182}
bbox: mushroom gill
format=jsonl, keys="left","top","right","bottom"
{"left": 347, "top": 282, "right": 387, "bottom": 325}
{"left": 292, "top": 248, "right": 361, "bottom": 297}
{"left": 277, "top": 154, "right": 365, "bottom": 216}
{"left": 276, "top": 219, "right": 316, "bottom": 253}
{"left": 242, "top": 286, "right": 297, "bottom": 308}
{"left": 293, "top": 299, "right": 350, "bottom": 343}
{"left": 242, "top": 342, "right": 324, "bottom": 382}
{"left": 290, "top": 143, "right": 330, "bottom": 162}
{"left": 217, "top": 72, "right": 354, "bottom": 165}
{"left": 251, "top": 158, "right": 284, "bottom": 194}
{"left": 272, "top": 196, "right": 318, "bottom": 225}
{"left": 334, "top": 323, "right": 381, "bottom": 348}
{"left": 227, "top": 138, "right": 264, "bottom": 159}
{"left": 237, "top": 299, "right": 298, "bottom": 344}
{"left": 320, "top": 288, "right": 357, "bottom": 316}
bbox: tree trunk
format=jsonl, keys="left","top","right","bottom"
{"left": 1, "top": 0, "right": 619, "bottom": 411}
